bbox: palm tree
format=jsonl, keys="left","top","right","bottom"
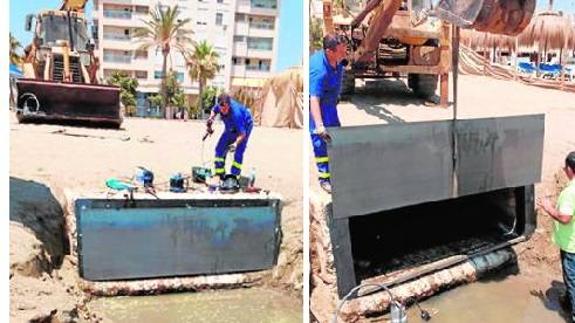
{"left": 310, "top": 17, "right": 323, "bottom": 53}
{"left": 134, "top": 4, "right": 192, "bottom": 118}
{"left": 333, "top": 0, "right": 345, "bottom": 14}
{"left": 10, "top": 33, "right": 23, "bottom": 65}
{"left": 187, "top": 40, "right": 220, "bottom": 119}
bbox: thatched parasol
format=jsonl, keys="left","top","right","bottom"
{"left": 518, "top": 0, "right": 573, "bottom": 52}
{"left": 567, "top": 14, "right": 575, "bottom": 50}
{"left": 263, "top": 67, "right": 302, "bottom": 99}
{"left": 461, "top": 29, "right": 516, "bottom": 51}
{"left": 461, "top": 29, "right": 517, "bottom": 65}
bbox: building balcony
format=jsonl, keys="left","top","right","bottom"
{"left": 234, "top": 21, "right": 249, "bottom": 35}
{"left": 101, "top": 60, "right": 135, "bottom": 70}
{"left": 231, "top": 64, "right": 271, "bottom": 77}
{"left": 231, "top": 64, "right": 246, "bottom": 75}
{"left": 100, "top": 0, "right": 151, "bottom": 5}
{"left": 103, "top": 54, "right": 132, "bottom": 64}
{"left": 249, "top": 21, "right": 275, "bottom": 30}
{"left": 100, "top": 39, "right": 142, "bottom": 50}
{"left": 244, "top": 69, "right": 272, "bottom": 79}
{"left": 246, "top": 65, "right": 271, "bottom": 72}
{"left": 245, "top": 49, "right": 274, "bottom": 60}
{"left": 103, "top": 33, "right": 131, "bottom": 41}
{"left": 100, "top": 0, "right": 132, "bottom": 5}
{"left": 101, "top": 13, "right": 147, "bottom": 28}
{"left": 233, "top": 42, "right": 248, "bottom": 56}
{"left": 232, "top": 44, "right": 274, "bottom": 60}
{"left": 236, "top": 0, "right": 278, "bottom": 16}
{"left": 245, "top": 28, "right": 276, "bottom": 38}
{"left": 103, "top": 10, "right": 132, "bottom": 19}
{"left": 234, "top": 22, "right": 276, "bottom": 37}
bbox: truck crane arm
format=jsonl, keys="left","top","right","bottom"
{"left": 324, "top": 0, "right": 536, "bottom": 62}
{"left": 59, "top": 0, "right": 88, "bottom": 12}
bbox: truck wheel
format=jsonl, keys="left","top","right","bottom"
{"left": 340, "top": 72, "right": 355, "bottom": 100}
{"left": 15, "top": 112, "right": 27, "bottom": 124}
{"left": 408, "top": 74, "right": 438, "bottom": 99}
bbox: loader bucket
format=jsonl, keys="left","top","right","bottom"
{"left": 15, "top": 79, "right": 122, "bottom": 128}
{"left": 435, "top": 0, "right": 536, "bottom": 35}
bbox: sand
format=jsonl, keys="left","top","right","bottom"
{"left": 308, "top": 74, "right": 575, "bottom": 321}
{"left": 10, "top": 116, "right": 302, "bottom": 322}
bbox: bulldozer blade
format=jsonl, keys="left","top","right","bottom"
{"left": 435, "top": 0, "right": 536, "bottom": 36}
{"left": 16, "top": 79, "right": 122, "bottom": 128}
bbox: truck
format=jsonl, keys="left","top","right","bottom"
{"left": 16, "top": 0, "right": 122, "bottom": 128}
{"left": 324, "top": 0, "right": 535, "bottom": 106}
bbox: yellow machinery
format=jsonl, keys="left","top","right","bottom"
{"left": 324, "top": 0, "right": 535, "bottom": 106}
{"left": 17, "top": 0, "right": 122, "bottom": 128}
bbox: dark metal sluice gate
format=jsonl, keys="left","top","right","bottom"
{"left": 327, "top": 115, "right": 544, "bottom": 297}
{"left": 75, "top": 197, "right": 281, "bottom": 281}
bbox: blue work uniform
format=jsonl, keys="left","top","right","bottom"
{"left": 309, "top": 50, "right": 344, "bottom": 183}
{"left": 212, "top": 99, "right": 253, "bottom": 177}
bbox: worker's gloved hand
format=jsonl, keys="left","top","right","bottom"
{"left": 205, "top": 118, "right": 214, "bottom": 136}
{"left": 228, "top": 143, "right": 237, "bottom": 153}
{"left": 315, "top": 125, "right": 332, "bottom": 143}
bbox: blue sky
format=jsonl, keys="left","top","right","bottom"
{"left": 9, "top": 1, "right": 302, "bottom": 71}
{"left": 9, "top": 1, "right": 570, "bottom": 70}
{"left": 10, "top": 1, "right": 93, "bottom": 48}
{"left": 537, "top": 0, "right": 575, "bottom": 12}
{"left": 276, "top": 0, "right": 303, "bottom": 70}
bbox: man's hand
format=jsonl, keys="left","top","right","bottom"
{"left": 536, "top": 195, "right": 572, "bottom": 224}
{"left": 537, "top": 197, "right": 555, "bottom": 214}
{"left": 228, "top": 143, "right": 237, "bottom": 153}
{"left": 228, "top": 134, "right": 245, "bottom": 153}
{"left": 205, "top": 118, "right": 214, "bottom": 134}
{"left": 315, "top": 125, "right": 332, "bottom": 142}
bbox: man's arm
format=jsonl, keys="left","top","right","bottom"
{"left": 207, "top": 109, "right": 217, "bottom": 123}
{"left": 234, "top": 133, "right": 246, "bottom": 146}
{"left": 539, "top": 197, "right": 573, "bottom": 224}
{"left": 310, "top": 62, "right": 330, "bottom": 140}
{"left": 310, "top": 96, "right": 325, "bottom": 131}
{"left": 232, "top": 111, "right": 248, "bottom": 146}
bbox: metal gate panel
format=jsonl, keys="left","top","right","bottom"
{"left": 328, "top": 114, "right": 544, "bottom": 219}
{"left": 456, "top": 115, "right": 544, "bottom": 196}
{"left": 76, "top": 198, "right": 281, "bottom": 281}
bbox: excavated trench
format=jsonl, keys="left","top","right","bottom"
{"left": 349, "top": 187, "right": 531, "bottom": 284}
{"left": 10, "top": 180, "right": 299, "bottom": 321}
{"left": 9, "top": 177, "right": 69, "bottom": 271}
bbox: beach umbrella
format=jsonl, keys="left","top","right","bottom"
{"left": 461, "top": 29, "right": 516, "bottom": 64}
{"left": 518, "top": 1, "right": 572, "bottom": 52}
{"left": 566, "top": 15, "right": 575, "bottom": 50}
{"left": 461, "top": 30, "right": 516, "bottom": 51}
{"left": 9, "top": 64, "right": 22, "bottom": 78}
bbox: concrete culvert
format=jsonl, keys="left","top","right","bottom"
{"left": 311, "top": 115, "right": 545, "bottom": 322}
{"left": 349, "top": 186, "right": 534, "bottom": 284}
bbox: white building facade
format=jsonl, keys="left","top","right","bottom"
{"left": 92, "top": 0, "right": 280, "bottom": 115}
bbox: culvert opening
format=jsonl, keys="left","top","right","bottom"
{"left": 349, "top": 186, "right": 533, "bottom": 283}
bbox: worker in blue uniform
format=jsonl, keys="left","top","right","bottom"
{"left": 206, "top": 93, "right": 253, "bottom": 180}
{"left": 309, "top": 34, "right": 348, "bottom": 193}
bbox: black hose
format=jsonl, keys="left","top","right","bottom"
{"left": 332, "top": 282, "right": 396, "bottom": 323}
{"left": 332, "top": 282, "right": 434, "bottom": 323}
{"left": 67, "top": 10, "right": 75, "bottom": 51}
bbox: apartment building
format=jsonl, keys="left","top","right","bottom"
{"left": 92, "top": 0, "right": 280, "bottom": 115}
